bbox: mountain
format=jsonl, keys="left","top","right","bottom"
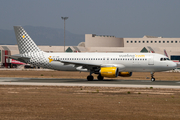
{"left": 0, "top": 26, "right": 85, "bottom": 46}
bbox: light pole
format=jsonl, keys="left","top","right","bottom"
{"left": 61, "top": 17, "right": 68, "bottom": 52}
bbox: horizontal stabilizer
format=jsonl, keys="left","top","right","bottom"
{"left": 6, "top": 54, "right": 30, "bottom": 63}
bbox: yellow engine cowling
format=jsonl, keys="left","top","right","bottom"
{"left": 118, "top": 72, "right": 132, "bottom": 77}
{"left": 100, "top": 67, "right": 119, "bottom": 78}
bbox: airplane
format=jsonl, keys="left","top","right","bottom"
{"left": 10, "top": 26, "right": 177, "bottom": 82}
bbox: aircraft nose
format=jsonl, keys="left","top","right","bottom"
{"left": 171, "top": 62, "right": 177, "bottom": 69}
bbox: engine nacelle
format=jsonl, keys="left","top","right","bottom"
{"left": 100, "top": 67, "right": 119, "bottom": 78}
{"left": 118, "top": 72, "right": 132, "bottom": 77}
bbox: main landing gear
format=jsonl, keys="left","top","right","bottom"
{"left": 87, "top": 70, "right": 94, "bottom": 81}
{"left": 87, "top": 74, "right": 104, "bottom": 81}
{"left": 87, "top": 70, "right": 104, "bottom": 81}
{"left": 87, "top": 75, "right": 94, "bottom": 81}
{"left": 151, "top": 72, "right": 155, "bottom": 82}
{"left": 97, "top": 74, "right": 104, "bottom": 81}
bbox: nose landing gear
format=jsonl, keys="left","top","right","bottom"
{"left": 151, "top": 72, "right": 155, "bottom": 82}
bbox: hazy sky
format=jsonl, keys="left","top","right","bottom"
{"left": 1, "top": 0, "right": 180, "bottom": 38}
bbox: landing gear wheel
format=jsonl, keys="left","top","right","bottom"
{"left": 87, "top": 75, "right": 94, "bottom": 81}
{"left": 150, "top": 72, "right": 155, "bottom": 82}
{"left": 151, "top": 77, "right": 155, "bottom": 82}
{"left": 97, "top": 75, "right": 104, "bottom": 81}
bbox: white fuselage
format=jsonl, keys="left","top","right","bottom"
{"left": 39, "top": 52, "right": 176, "bottom": 72}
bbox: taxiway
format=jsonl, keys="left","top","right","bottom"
{"left": 0, "top": 77, "right": 180, "bottom": 88}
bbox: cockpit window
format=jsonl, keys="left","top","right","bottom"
{"left": 160, "top": 58, "right": 170, "bottom": 61}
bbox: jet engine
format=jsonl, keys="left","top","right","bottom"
{"left": 100, "top": 67, "right": 119, "bottom": 78}
{"left": 118, "top": 72, "right": 132, "bottom": 77}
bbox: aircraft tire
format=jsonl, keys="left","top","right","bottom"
{"left": 97, "top": 75, "right": 104, "bottom": 81}
{"left": 151, "top": 77, "right": 155, "bottom": 82}
{"left": 87, "top": 75, "right": 94, "bottom": 81}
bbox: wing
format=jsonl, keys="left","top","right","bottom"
{"left": 54, "top": 60, "right": 125, "bottom": 70}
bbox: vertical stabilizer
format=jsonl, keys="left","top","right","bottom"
{"left": 14, "top": 26, "right": 41, "bottom": 54}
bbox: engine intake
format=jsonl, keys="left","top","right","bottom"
{"left": 100, "top": 67, "right": 119, "bottom": 78}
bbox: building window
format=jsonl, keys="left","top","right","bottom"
{"left": 143, "top": 41, "right": 145, "bottom": 43}
{"left": 163, "top": 41, "right": 165, "bottom": 43}
{"left": 127, "top": 41, "right": 129, "bottom": 43}
{"left": 131, "top": 41, "right": 133, "bottom": 43}
{"left": 147, "top": 41, "right": 149, "bottom": 43}
{"left": 139, "top": 41, "right": 141, "bottom": 43}
{"left": 155, "top": 41, "right": 157, "bottom": 43}
{"left": 175, "top": 41, "right": 177, "bottom": 43}
{"left": 167, "top": 41, "right": 169, "bottom": 43}
{"left": 159, "top": 41, "right": 161, "bottom": 43}
{"left": 135, "top": 41, "right": 137, "bottom": 43}
{"left": 151, "top": 41, "right": 153, "bottom": 43}
{"left": 171, "top": 41, "right": 173, "bottom": 43}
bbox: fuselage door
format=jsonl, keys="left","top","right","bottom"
{"left": 148, "top": 56, "right": 154, "bottom": 65}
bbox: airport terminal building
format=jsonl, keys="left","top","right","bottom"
{"left": 0, "top": 34, "right": 180, "bottom": 67}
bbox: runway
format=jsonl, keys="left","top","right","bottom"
{"left": 0, "top": 77, "right": 180, "bottom": 88}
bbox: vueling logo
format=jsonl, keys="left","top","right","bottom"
{"left": 48, "top": 56, "right": 53, "bottom": 63}
{"left": 135, "top": 54, "right": 145, "bottom": 58}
